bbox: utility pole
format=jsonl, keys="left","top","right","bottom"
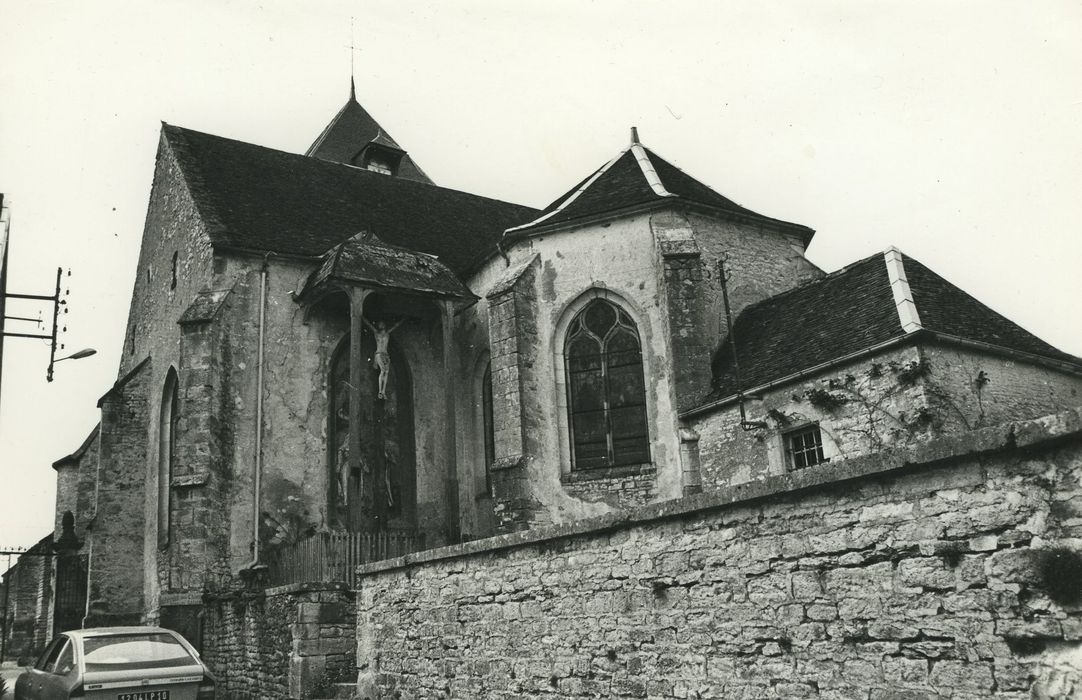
{"left": 0, "top": 195, "right": 97, "bottom": 424}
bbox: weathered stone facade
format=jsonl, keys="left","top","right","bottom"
{"left": 0, "top": 535, "right": 53, "bottom": 663}
{"left": 39, "top": 92, "right": 1082, "bottom": 698}
{"left": 354, "top": 409, "right": 1082, "bottom": 699}
{"left": 688, "top": 343, "right": 1082, "bottom": 492}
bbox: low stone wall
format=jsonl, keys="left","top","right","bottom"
{"left": 201, "top": 582, "right": 355, "bottom": 699}
{"left": 355, "top": 408, "right": 1082, "bottom": 699}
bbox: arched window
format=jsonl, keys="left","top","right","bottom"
{"left": 157, "top": 369, "right": 179, "bottom": 549}
{"left": 565, "top": 298, "right": 650, "bottom": 470}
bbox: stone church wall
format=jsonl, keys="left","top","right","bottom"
{"left": 354, "top": 409, "right": 1082, "bottom": 699}
{"left": 462, "top": 206, "right": 824, "bottom": 534}
{"left": 90, "top": 359, "right": 152, "bottom": 626}
{"left": 116, "top": 132, "right": 219, "bottom": 616}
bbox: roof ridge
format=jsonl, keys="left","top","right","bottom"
{"left": 630, "top": 144, "right": 676, "bottom": 198}
{"left": 883, "top": 247, "right": 922, "bottom": 333}
{"left": 305, "top": 99, "right": 354, "bottom": 157}
{"left": 161, "top": 124, "right": 228, "bottom": 236}
{"left": 164, "top": 123, "right": 538, "bottom": 211}
{"left": 505, "top": 146, "right": 632, "bottom": 234}
{"left": 641, "top": 145, "right": 732, "bottom": 204}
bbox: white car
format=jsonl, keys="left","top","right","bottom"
{"left": 14, "top": 627, "right": 215, "bottom": 700}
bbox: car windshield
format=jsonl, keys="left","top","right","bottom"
{"left": 82, "top": 633, "right": 196, "bottom": 672}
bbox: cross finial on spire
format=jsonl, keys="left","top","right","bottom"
{"left": 348, "top": 16, "right": 358, "bottom": 101}
{"left": 630, "top": 126, "right": 640, "bottom": 145}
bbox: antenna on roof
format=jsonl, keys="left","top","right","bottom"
{"left": 630, "top": 126, "right": 640, "bottom": 145}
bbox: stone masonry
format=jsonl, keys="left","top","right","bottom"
{"left": 201, "top": 582, "right": 356, "bottom": 699}
{"left": 354, "top": 408, "right": 1082, "bottom": 699}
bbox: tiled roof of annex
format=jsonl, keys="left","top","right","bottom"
{"left": 702, "top": 249, "right": 1082, "bottom": 406}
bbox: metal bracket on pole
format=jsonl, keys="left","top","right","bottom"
{"left": 2, "top": 266, "right": 68, "bottom": 382}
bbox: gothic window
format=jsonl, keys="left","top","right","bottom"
{"left": 170, "top": 251, "right": 178, "bottom": 290}
{"left": 786, "top": 424, "right": 826, "bottom": 469}
{"left": 564, "top": 298, "right": 650, "bottom": 470}
{"left": 157, "top": 369, "right": 179, "bottom": 549}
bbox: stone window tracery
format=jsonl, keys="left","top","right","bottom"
{"left": 564, "top": 298, "right": 650, "bottom": 470}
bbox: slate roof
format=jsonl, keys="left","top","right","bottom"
{"left": 705, "top": 250, "right": 1082, "bottom": 404}
{"left": 299, "top": 231, "right": 475, "bottom": 301}
{"left": 162, "top": 124, "right": 538, "bottom": 276}
{"left": 306, "top": 85, "right": 433, "bottom": 184}
{"left": 506, "top": 138, "right": 814, "bottom": 243}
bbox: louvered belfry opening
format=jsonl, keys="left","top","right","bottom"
{"left": 565, "top": 298, "right": 651, "bottom": 470}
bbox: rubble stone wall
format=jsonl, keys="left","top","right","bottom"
{"left": 923, "top": 344, "right": 1082, "bottom": 431}
{"left": 355, "top": 409, "right": 1082, "bottom": 699}
{"left": 201, "top": 583, "right": 355, "bottom": 700}
{"left": 691, "top": 345, "right": 929, "bottom": 491}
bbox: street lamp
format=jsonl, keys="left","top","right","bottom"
{"left": 54, "top": 348, "right": 96, "bottom": 362}
{"left": 48, "top": 347, "right": 96, "bottom": 381}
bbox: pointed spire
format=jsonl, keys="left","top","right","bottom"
{"left": 630, "top": 126, "right": 640, "bottom": 145}
{"left": 350, "top": 75, "right": 356, "bottom": 102}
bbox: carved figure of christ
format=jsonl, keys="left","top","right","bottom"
{"left": 362, "top": 317, "right": 404, "bottom": 399}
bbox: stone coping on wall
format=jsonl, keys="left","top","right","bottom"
{"left": 263, "top": 581, "right": 351, "bottom": 598}
{"left": 560, "top": 462, "right": 656, "bottom": 484}
{"left": 357, "top": 406, "right": 1082, "bottom": 578}
{"left": 198, "top": 581, "right": 351, "bottom": 602}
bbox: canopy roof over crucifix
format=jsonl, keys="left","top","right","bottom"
{"left": 296, "top": 230, "right": 476, "bottom": 303}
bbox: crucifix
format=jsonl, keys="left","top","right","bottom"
{"left": 363, "top": 317, "right": 404, "bottom": 399}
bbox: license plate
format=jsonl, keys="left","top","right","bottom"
{"left": 118, "top": 692, "right": 170, "bottom": 700}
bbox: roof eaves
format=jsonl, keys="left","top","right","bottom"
{"left": 504, "top": 199, "right": 672, "bottom": 240}
{"left": 924, "top": 331, "right": 1082, "bottom": 377}
{"left": 682, "top": 332, "right": 922, "bottom": 419}
{"left": 504, "top": 196, "right": 814, "bottom": 244}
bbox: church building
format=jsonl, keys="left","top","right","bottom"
{"left": 45, "top": 84, "right": 1082, "bottom": 678}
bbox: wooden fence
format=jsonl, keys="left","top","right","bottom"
{"left": 266, "top": 529, "right": 424, "bottom": 589}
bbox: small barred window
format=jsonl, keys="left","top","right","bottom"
{"left": 786, "top": 425, "right": 826, "bottom": 470}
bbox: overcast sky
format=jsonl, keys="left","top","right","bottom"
{"left": 1, "top": 1, "right": 1080, "bottom": 560}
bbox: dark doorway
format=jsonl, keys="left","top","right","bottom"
{"left": 52, "top": 555, "right": 87, "bottom": 635}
